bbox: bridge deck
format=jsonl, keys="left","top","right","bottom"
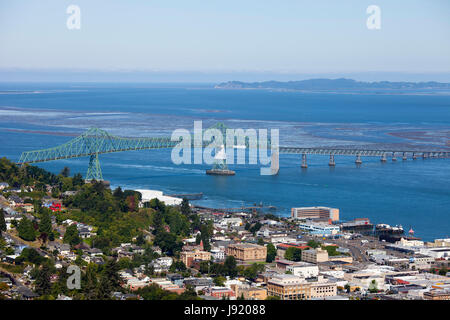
{"left": 279, "top": 147, "right": 450, "bottom": 157}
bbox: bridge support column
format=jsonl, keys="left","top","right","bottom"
{"left": 392, "top": 152, "right": 397, "bottom": 161}
{"left": 402, "top": 152, "right": 407, "bottom": 161}
{"left": 301, "top": 153, "right": 308, "bottom": 169}
{"left": 355, "top": 154, "right": 362, "bottom": 165}
{"left": 86, "top": 153, "right": 103, "bottom": 181}
{"left": 328, "top": 154, "right": 335, "bottom": 167}
{"left": 423, "top": 153, "right": 427, "bottom": 159}
{"left": 412, "top": 153, "right": 417, "bottom": 160}
{"left": 381, "top": 153, "right": 387, "bottom": 162}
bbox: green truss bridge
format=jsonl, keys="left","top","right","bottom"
{"left": 16, "top": 123, "right": 261, "bottom": 180}
{"left": 16, "top": 124, "right": 449, "bottom": 180}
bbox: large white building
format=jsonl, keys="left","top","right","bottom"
{"left": 419, "top": 247, "right": 450, "bottom": 259}
{"left": 136, "top": 189, "right": 182, "bottom": 206}
{"left": 286, "top": 262, "right": 319, "bottom": 278}
{"left": 298, "top": 222, "right": 340, "bottom": 236}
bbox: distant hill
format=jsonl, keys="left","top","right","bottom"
{"left": 215, "top": 78, "right": 450, "bottom": 91}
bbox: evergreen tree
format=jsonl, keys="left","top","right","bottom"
{"left": 224, "top": 256, "right": 238, "bottom": 277}
{"left": 35, "top": 264, "right": 52, "bottom": 296}
{"left": 60, "top": 166, "right": 70, "bottom": 178}
{"left": 39, "top": 209, "right": 52, "bottom": 234}
{"left": 181, "top": 198, "right": 191, "bottom": 215}
{"left": 83, "top": 264, "right": 99, "bottom": 299}
{"left": 18, "top": 216, "right": 36, "bottom": 241}
{"left": 266, "top": 243, "right": 277, "bottom": 263}
{"left": 195, "top": 233, "right": 202, "bottom": 245}
{"left": 96, "top": 259, "right": 121, "bottom": 299}
{"left": 113, "top": 186, "right": 124, "bottom": 198}
{"left": 72, "top": 173, "right": 84, "bottom": 187}
{"left": 0, "top": 208, "right": 6, "bottom": 232}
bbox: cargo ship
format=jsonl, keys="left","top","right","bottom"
{"left": 206, "top": 169, "right": 235, "bottom": 176}
{"left": 340, "top": 218, "right": 374, "bottom": 235}
{"left": 374, "top": 224, "right": 404, "bottom": 237}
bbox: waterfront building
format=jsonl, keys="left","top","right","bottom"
{"left": 298, "top": 222, "right": 340, "bottom": 236}
{"left": 291, "top": 207, "right": 339, "bottom": 222}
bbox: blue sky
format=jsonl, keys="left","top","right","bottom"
{"left": 0, "top": 0, "right": 449, "bottom": 78}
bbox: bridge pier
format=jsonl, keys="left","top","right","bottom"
{"left": 328, "top": 154, "right": 335, "bottom": 167}
{"left": 381, "top": 153, "right": 387, "bottom": 162}
{"left": 402, "top": 152, "right": 407, "bottom": 161}
{"left": 86, "top": 153, "right": 103, "bottom": 181}
{"left": 412, "top": 153, "right": 417, "bottom": 160}
{"left": 423, "top": 153, "right": 428, "bottom": 159}
{"left": 392, "top": 152, "right": 397, "bottom": 161}
{"left": 301, "top": 153, "right": 308, "bottom": 169}
{"left": 355, "top": 154, "right": 362, "bottom": 165}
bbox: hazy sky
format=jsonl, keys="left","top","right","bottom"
{"left": 1, "top": 0, "right": 449, "bottom": 74}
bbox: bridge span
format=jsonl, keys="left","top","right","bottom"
{"left": 279, "top": 147, "right": 450, "bottom": 168}
{"left": 15, "top": 124, "right": 450, "bottom": 180}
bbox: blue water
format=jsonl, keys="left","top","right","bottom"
{"left": 0, "top": 83, "right": 449, "bottom": 241}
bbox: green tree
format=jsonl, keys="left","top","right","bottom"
{"left": 438, "top": 267, "right": 448, "bottom": 276}
{"left": 0, "top": 208, "right": 6, "bottom": 232}
{"left": 15, "top": 247, "right": 47, "bottom": 265}
{"left": 60, "top": 166, "right": 70, "bottom": 178}
{"left": 195, "top": 233, "right": 202, "bottom": 245}
{"left": 181, "top": 198, "right": 191, "bottom": 215}
{"left": 39, "top": 209, "right": 52, "bottom": 234}
{"left": 284, "top": 247, "right": 302, "bottom": 261}
{"left": 35, "top": 264, "right": 52, "bottom": 296}
{"left": 154, "top": 231, "right": 182, "bottom": 256}
{"left": 213, "top": 276, "right": 226, "bottom": 286}
{"left": 307, "top": 240, "right": 320, "bottom": 249}
{"left": 266, "top": 243, "right": 277, "bottom": 263}
{"left": 249, "top": 222, "right": 262, "bottom": 235}
{"left": 224, "top": 256, "right": 238, "bottom": 277}
{"left": 63, "top": 224, "right": 81, "bottom": 246}
{"left": 169, "top": 260, "right": 187, "bottom": 273}
{"left": 72, "top": 173, "right": 84, "bottom": 187}
{"left": 18, "top": 216, "right": 36, "bottom": 241}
